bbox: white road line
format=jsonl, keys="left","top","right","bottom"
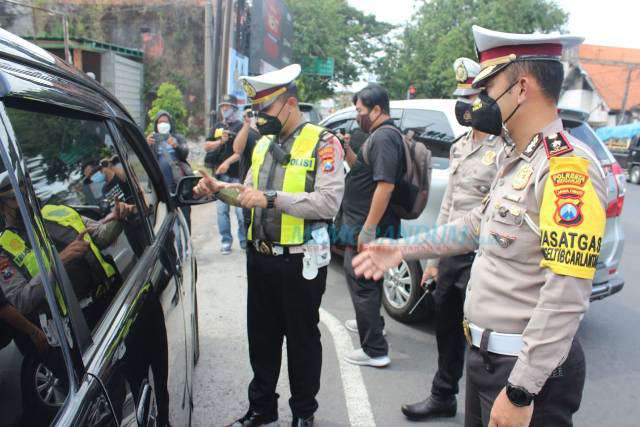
{"left": 320, "top": 308, "right": 376, "bottom": 427}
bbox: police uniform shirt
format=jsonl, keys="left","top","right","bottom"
{"left": 427, "top": 131, "right": 503, "bottom": 268}
{"left": 395, "top": 118, "right": 607, "bottom": 394}
{"left": 1, "top": 215, "right": 123, "bottom": 315}
{"left": 244, "top": 121, "right": 345, "bottom": 243}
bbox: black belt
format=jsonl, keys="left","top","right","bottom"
{"left": 251, "top": 240, "right": 305, "bottom": 256}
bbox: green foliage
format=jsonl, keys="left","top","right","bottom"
{"left": 146, "top": 83, "right": 189, "bottom": 135}
{"left": 285, "top": 0, "right": 392, "bottom": 101}
{"left": 376, "top": 0, "right": 568, "bottom": 99}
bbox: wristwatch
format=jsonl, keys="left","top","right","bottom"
{"left": 506, "top": 383, "right": 534, "bottom": 407}
{"left": 265, "top": 191, "right": 278, "bottom": 209}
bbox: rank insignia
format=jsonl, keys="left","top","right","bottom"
{"left": 512, "top": 164, "right": 534, "bottom": 190}
{"left": 490, "top": 231, "right": 516, "bottom": 249}
{"left": 456, "top": 63, "right": 468, "bottom": 83}
{"left": 543, "top": 133, "right": 573, "bottom": 158}
{"left": 482, "top": 150, "right": 496, "bottom": 166}
{"left": 523, "top": 133, "right": 543, "bottom": 157}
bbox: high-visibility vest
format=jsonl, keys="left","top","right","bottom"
{"left": 248, "top": 124, "right": 323, "bottom": 245}
{"left": 40, "top": 205, "right": 117, "bottom": 279}
{"left": 0, "top": 229, "right": 41, "bottom": 278}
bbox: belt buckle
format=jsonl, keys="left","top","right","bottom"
{"left": 258, "top": 241, "right": 273, "bottom": 256}
{"left": 462, "top": 320, "right": 472, "bottom": 346}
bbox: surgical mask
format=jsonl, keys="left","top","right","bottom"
{"left": 256, "top": 102, "right": 288, "bottom": 136}
{"left": 91, "top": 171, "right": 105, "bottom": 184}
{"left": 454, "top": 98, "right": 473, "bottom": 127}
{"left": 222, "top": 108, "right": 236, "bottom": 121}
{"left": 356, "top": 109, "right": 379, "bottom": 134}
{"left": 157, "top": 122, "right": 171, "bottom": 135}
{"left": 470, "top": 79, "right": 521, "bottom": 136}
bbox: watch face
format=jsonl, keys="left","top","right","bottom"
{"left": 507, "top": 385, "right": 532, "bottom": 406}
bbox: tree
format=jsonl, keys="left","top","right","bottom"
{"left": 146, "top": 83, "right": 189, "bottom": 135}
{"left": 377, "top": 0, "right": 568, "bottom": 99}
{"left": 285, "top": 0, "right": 392, "bottom": 101}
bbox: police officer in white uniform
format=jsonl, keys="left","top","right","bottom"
{"left": 194, "top": 64, "right": 344, "bottom": 427}
{"left": 352, "top": 26, "right": 606, "bottom": 427}
{"left": 402, "top": 57, "right": 503, "bottom": 421}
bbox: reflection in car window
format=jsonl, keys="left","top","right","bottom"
{"left": 6, "top": 107, "right": 148, "bottom": 337}
{"left": 0, "top": 168, "right": 71, "bottom": 425}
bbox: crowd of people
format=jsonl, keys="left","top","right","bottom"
{"left": 191, "top": 23, "right": 607, "bottom": 427}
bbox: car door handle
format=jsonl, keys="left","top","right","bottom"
{"left": 136, "top": 380, "right": 152, "bottom": 426}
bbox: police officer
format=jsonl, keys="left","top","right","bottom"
{"left": 194, "top": 64, "right": 344, "bottom": 427}
{"left": 352, "top": 26, "right": 606, "bottom": 427}
{"left": 0, "top": 172, "right": 129, "bottom": 327}
{"left": 401, "top": 57, "right": 503, "bottom": 421}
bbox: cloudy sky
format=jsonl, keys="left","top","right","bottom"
{"left": 348, "top": 0, "right": 639, "bottom": 49}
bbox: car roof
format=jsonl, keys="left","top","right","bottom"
{"left": 324, "top": 98, "right": 467, "bottom": 136}
{"left": 0, "top": 28, "right": 134, "bottom": 124}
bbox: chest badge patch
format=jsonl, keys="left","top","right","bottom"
{"left": 482, "top": 150, "right": 496, "bottom": 166}
{"left": 512, "top": 164, "right": 534, "bottom": 190}
{"left": 490, "top": 231, "right": 516, "bottom": 249}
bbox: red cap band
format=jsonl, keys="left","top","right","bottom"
{"left": 479, "top": 43, "right": 563, "bottom": 63}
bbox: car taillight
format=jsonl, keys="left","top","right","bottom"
{"left": 606, "top": 162, "right": 626, "bottom": 218}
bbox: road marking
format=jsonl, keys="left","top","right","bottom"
{"left": 320, "top": 308, "right": 376, "bottom": 427}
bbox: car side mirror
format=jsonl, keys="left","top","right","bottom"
{"left": 175, "top": 176, "right": 216, "bottom": 206}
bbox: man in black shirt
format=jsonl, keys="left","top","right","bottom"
{"left": 204, "top": 95, "right": 247, "bottom": 254}
{"left": 341, "top": 84, "right": 404, "bottom": 368}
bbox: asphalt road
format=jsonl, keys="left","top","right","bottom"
{"left": 190, "top": 183, "right": 640, "bottom": 427}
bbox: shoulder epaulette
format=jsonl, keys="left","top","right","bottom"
{"left": 542, "top": 132, "right": 573, "bottom": 158}
{"left": 523, "top": 132, "right": 543, "bottom": 157}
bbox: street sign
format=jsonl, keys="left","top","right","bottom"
{"left": 303, "top": 57, "right": 335, "bottom": 77}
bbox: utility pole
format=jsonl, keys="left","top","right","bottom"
{"left": 618, "top": 65, "right": 634, "bottom": 125}
{"left": 204, "top": 0, "right": 214, "bottom": 134}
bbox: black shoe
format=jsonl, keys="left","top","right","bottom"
{"left": 401, "top": 395, "right": 457, "bottom": 420}
{"left": 291, "top": 415, "right": 314, "bottom": 427}
{"left": 226, "top": 410, "right": 278, "bottom": 427}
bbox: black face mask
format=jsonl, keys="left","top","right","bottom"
{"left": 454, "top": 99, "right": 473, "bottom": 127}
{"left": 470, "top": 80, "right": 521, "bottom": 136}
{"left": 256, "top": 102, "right": 288, "bottom": 136}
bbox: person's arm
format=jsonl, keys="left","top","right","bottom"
{"left": 83, "top": 215, "right": 124, "bottom": 249}
{"left": 233, "top": 113, "right": 252, "bottom": 155}
{"left": 216, "top": 153, "right": 241, "bottom": 175}
{"left": 2, "top": 267, "right": 46, "bottom": 315}
{"left": 344, "top": 134, "right": 358, "bottom": 168}
{"left": 0, "top": 303, "right": 48, "bottom": 352}
{"left": 507, "top": 155, "right": 606, "bottom": 396}
{"left": 360, "top": 182, "right": 394, "bottom": 242}
{"left": 275, "top": 133, "right": 345, "bottom": 219}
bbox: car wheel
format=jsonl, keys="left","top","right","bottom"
{"left": 382, "top": 260, "right": 430, "bottom": 323}
{"left": 21, "top": 356, "right": 67, "bottom": 425}
{"left": 630, "top": 165, "right": 640, "bottom": 184}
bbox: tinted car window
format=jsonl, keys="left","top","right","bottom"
{"left": 401, "top": 109, "right": 455, "bottom": 169}
{"left": 6, "top": 107, "right": 147, "bottom": 335}
{"left": 563, "top": 119, "right": 612, "bottom": 164}
{"left": 0, "top": 169, "right": 72, "bottom": 425}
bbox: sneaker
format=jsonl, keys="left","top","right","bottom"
{"left": 221, "top": 246, "right": 232, "bottom": 255}
{"left": 344, "top": 319, "right": 386, "bottom": 336}
{"left": 344, "top": 348, "right": 390, "bottom": 367}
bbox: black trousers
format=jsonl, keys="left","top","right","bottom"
{"left": 465, "top": 339, "right": 586, "bottom": 427}
{"left": 246, "top": 246, "right": 327, "bottom": 420}
{"left": 343, "top": 247, "right": 388, "bottom": 358}
{"left": 431, "top": 253, "right": 475, "bottom": 398}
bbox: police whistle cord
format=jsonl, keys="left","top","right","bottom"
{"left": 409, "top": 278, "right": 434, "bottom": 315}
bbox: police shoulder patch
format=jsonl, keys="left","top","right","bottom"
{"left": 523, "top": 133, "right": 543, "bottom": 157}
{"left": 543, "top": 132, "right": 573, "bottom": 159}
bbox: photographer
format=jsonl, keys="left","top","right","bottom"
{"left": 204, "top": 95, "right": 247, "bottom": 254}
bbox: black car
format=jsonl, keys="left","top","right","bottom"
{"left": 0, "top": 30, "right": 199, "bottom": 426}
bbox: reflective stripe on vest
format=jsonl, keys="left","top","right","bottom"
{"left": 0, "top": 229, "right": 40, "bottom": 278}
{"left": 248, "top": 124, "right": 323, "bottom": 245}
{"left": 41, "top": 205, "right": 116, "bottom": 278}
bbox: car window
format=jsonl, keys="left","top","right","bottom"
{"left": 390, "top": 108, "right": 402, "bottom": 128}
{"left": 401, "top": 109, "right": 455, "bottom": 168}
{"left": 5, "top": 106, "right": 148, "bottom": 336}
{"left": 563, "top": 119, "right": 612, "bottom": 164}
{"left": 0, "top": 167, "right": 72, "bottom": 425}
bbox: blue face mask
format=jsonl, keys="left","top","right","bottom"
{"left": 91, "top": 171, "right": 106, "bottom": 184}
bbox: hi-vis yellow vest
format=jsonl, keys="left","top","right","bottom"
{"left": 248, "top": 124, "right": 323, "bottom": 245}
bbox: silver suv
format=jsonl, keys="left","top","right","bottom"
{"left": 322, "top": 102, "right": 626, "bottom": 323}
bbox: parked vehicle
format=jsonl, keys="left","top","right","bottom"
{"left": 0, "top": 29, "right": 199, "bottom": 426}
{"left": 299, "top": 102, "right": 323, "bottom": 124}
{"left": 321, "top": 102, "right": 626, "bottom": 323}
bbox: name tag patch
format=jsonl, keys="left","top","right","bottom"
{"left": 288, "top": 158, "right": 315, "bottom": 170}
